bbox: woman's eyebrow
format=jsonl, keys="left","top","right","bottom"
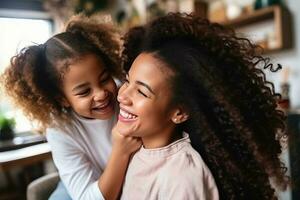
{"left": 135, "top": 80, "right": 155, "bottom": 95}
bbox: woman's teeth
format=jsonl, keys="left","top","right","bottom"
{"left": 120, "top": 109, "right": 137, "bottom": 119}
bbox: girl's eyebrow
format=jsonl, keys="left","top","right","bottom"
{"left": 72, "top": 83, "right": 89, "bottom": 92}
{"left": 72, "top": 69, "right": 107, "bottom": 92}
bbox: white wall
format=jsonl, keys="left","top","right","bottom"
{"left": 209, "top": 1, "right": 299, "bottom": 199}
{"left": 248, "top": 1, "right": 299, "bottom": 199}
{"left": 266, "top": 0, "right": 300, "bottom": 109}
{"left": 270, "top": 2, "right": 299, "bottom": 199}
{"left": 247, "top": 1, "right": 299, "bottom": 199}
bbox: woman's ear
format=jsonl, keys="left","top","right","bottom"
{"left": 171, "top": 106, "right": 189, "bottom": 124}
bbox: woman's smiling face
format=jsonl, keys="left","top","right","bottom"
{"left": 117, "top": 53, "right": 177, "bottom": 141}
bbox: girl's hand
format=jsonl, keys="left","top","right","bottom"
{"left": 111, "top": 123, "right": 142, "bottom": 156}
{"left": 99, "top": 123, "right": 141, "bottom": 200}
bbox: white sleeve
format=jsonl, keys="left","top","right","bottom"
{"left": 46, "top": 129, "right": 105, "bottom": 200}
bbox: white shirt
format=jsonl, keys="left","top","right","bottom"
{"left": 46, "top": 111, "right": 117, "bottom": 200}
{"left": 121, "top": 133, "right": 219, "bottom": 200}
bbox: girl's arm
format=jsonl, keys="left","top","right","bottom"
{"left": 47, "top": 125, "right": 140, "bottom": 200}
{"left": 98, "top": 125, "right": 141, "bottom": 200}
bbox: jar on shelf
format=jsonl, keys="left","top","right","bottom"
{"left": 254, "top": 0, "right": 282, "bottom": 10}
{"left": 226, "top": 4, "right": 242, "bottom": 20}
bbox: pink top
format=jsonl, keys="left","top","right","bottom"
{"left": 121, "top": 133, "right": 219, "bottom": 200}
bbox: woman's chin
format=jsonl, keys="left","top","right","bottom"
{"left": 116, "top": 120, "right": 140, "bottom": 137}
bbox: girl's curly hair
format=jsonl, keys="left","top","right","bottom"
{"left": 123, "top": 13, "right": 289, "bottom": 199}
{"left": 1, "top": 14, "right": 123, "bottom": 130}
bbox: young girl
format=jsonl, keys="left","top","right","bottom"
{"left": 1, "top": 15, "right": 141, "bottom": 200}
{"left": 118, "top": 13, "right": 289, "bottom": 199}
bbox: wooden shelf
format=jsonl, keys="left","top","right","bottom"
{"left": 216, "top": 5, "right": 293, "bottom": 53}
{"left": 221, "top": 5, "right": 277, "bottom": 27}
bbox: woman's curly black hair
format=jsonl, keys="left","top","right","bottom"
{"left": 122, "top": 13, "right": 289, "bottom": 199}
{"left": 1, "top": 14, "right": 123, "bottom": 130}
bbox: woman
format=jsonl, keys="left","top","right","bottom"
{"left": 117, "top": 13, "right": 289, "bottom": 199}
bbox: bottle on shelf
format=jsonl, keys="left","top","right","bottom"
{"left": 278, "top": 67, "right": 290, "bottom": 113}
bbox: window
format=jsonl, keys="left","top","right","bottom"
{"left": 0, "top": 12, "right": 53, "bottom": 132}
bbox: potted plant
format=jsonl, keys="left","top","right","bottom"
{"left": 0, "top": 115, "right": 15, "bottom": 141}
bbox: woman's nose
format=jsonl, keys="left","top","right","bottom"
{"left": 117, "top": 84, "right": 131, "bottom": 105}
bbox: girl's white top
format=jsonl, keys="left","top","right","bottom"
{"left": 46, "top": 111, "right": 117, "bottom": 200}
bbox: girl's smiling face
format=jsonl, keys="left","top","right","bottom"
{"left": 117, "top": 53, "right": 186, "bottom": 147}
{"left": 62, "top": 54, "right": 117, "bottom": 119}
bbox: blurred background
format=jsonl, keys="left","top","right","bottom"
{"left": 0, "top": 0, "right": 299, "bottom": 199}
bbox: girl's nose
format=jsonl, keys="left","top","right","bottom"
{"left": 117, "top": 84, "right": 132, "bottom": 105}
{"left": 94, "top": 89, "right": 108, "bottom": 101}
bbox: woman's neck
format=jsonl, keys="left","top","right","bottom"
{"left": 142, "top": 128, "right": 182, "bottom": 149}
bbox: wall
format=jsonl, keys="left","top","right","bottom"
{"left": 243, "top": 1, "right": 299, "bottom": 199}
{"left": 270, "top": 2, "right": 300, "bottom": 198}
{"left": 0, "top": 0, "right": 55, "bottom": 194}
{"left": 267, "top": 0, "right": 300, "bottom": 109}
{"left": 245, "top": 0, "right": 300, "bottom": 199}
{"left": 209, "top": 0, "right": 300, "bottom": 199}
{"left": 209, "top": 0, "right": 300, "bottom": 109}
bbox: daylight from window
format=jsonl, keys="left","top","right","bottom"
{"left": 0, "top": 17, "right": 52, "bottom": 132}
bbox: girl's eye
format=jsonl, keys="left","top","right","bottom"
{"left": 100, "top": 74, "right": 110, "bottom": 83}
{"left": 138, "top": 89, "right": 148, "bottom": 98}
{"left": 76, "top": 89, "right": 90, "bottom": 97}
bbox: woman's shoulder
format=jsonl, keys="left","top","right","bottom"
{"left": 157, "top": 140, "right": 217, "bottom": 188}
{"left": 163, "top": 143, "right": 208, "bottom": 175}
{"left": 159, "top": 144, "right": 219, "bottom": 199}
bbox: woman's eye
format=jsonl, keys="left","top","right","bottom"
{"left": 76, "top": 89, "right": 90, "bottom": 96}
{"left": 124, "top": 78, "right": 129, "bottom": 85}
{"left": 138, "top": 89, "right": 148, "bottom": 98}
